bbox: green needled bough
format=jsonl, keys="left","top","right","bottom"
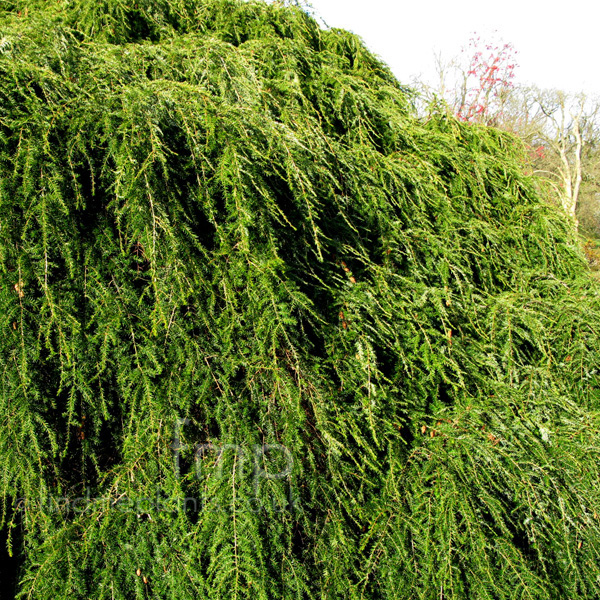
{"left": 1, "top": 1, "right": 600, "bottom": 598}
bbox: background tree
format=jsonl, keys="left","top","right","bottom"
{"left": 417, "top": 33, "right": 518, "bottom": 126}
{"left": 454, "top": 34, "right": 517, "bottom": 124}
{"left": 419, "top": 34, "right": 600, "bottom": 236}
{"left": 501, "top": 86, "right": 600, "bottom": 233}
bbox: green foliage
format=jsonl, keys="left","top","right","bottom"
{"left": 1, "top": 1, "right": 600, "bottom": 598}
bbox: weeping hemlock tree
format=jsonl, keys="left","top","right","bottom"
{"left": 1, "top": 1, "right": 600, "bottom": 598}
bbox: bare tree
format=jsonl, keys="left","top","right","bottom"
{"left": 415, "top": 35, "right": 600, "bottom": 234}
{"left": 416, "top": 33, "right": 518, "bottom": 126}
{"left": 503, "top": 87, "right": 600, "bottom": 230}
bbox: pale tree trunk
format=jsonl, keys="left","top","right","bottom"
{"left": 571, "top": 113, "right": 583, "bottom": 229}
{"left": 558, "top": 105, "right": 583, "bottom": 229}
{"left": 540, "top": 92, "right": 585, "bottom": 230}
{"left": 558, "top": 140, "right": 576, "bottom": 221}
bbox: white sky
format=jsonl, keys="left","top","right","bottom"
{"left": 305, "top": 0, "right": 600, "bottom": 96}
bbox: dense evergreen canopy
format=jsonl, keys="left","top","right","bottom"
{"left": 2, "top": 0, "right": 600, "bottom": 598}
